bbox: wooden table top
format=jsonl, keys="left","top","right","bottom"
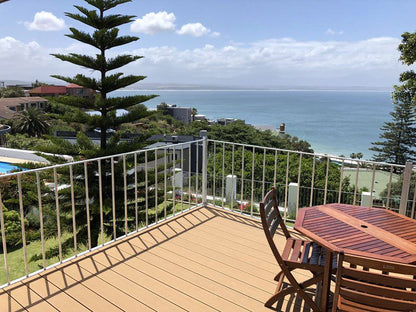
{"left": 294, "top": 203, "right": 416, "bottom": 264}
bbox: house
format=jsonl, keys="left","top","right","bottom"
{"left": 157, "top": 103, "right": 193, "bottom": 124}
{"left": 54, "top": 130, "right": 141, "bottom": 145}
{"left": 66, "top": 84, "right": 96, "bottom": 98}
{"left": 28, "top": 86, "right": 67, "bottom": 97}
{"left": 0, "top": 97, "right": 47, "bottom": 119}
{"left": 29, "top": 84, "right": 95, "bottom": 98}
{"left": 146, "top": 134, "right": 203, "bottom": 174}
{"left": 217, "top": 117, "right": 239, "bottom": 125}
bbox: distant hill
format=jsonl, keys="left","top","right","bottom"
{"left": 123, "top": 83, "right": 392, "bottom": 92}
{"left": 1, "top": 80, "right": 392, "bottom": 92}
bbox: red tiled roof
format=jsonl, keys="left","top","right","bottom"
{"left": 29, "top": 86, "right": 67, "bottom": 95}
{"left": 66, "top": 84, "right": 82, "bottom": 89}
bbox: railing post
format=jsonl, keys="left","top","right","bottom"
{"left": 399, "top": 161, "right": 413, "bottom": 215}
{"left": 201, "top": 130, "right": 208, "bottom": 204}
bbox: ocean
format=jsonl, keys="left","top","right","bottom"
{"left": 111, "top": 89, "right": 393, "bottom": 160}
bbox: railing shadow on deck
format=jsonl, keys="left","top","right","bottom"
{"left": 1, "top": 206, "right": 220, "bottom": 311}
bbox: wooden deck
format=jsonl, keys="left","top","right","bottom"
{"left": 0, "top": 206, "right": 318, "bottom": 312}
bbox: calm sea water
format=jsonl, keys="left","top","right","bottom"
{"left": 111, "top": 90, "right": 393, "bottom": 159}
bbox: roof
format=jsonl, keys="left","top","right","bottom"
{"left": 29, "top": 85, "right": 67, "bottom": 95}
{"left": 66, "top": 83, "right": 82, "bottom": 89}
{"left": 148, "top": 135, "right": 196, "bottom": 143}
{"left": 0, "top": 97, "right": 47, "bottom": 119}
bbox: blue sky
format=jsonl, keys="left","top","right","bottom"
{"left": 1, "top": 0, "right": 415, "bottom": 88}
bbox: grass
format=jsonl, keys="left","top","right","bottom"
{"left": 0, "top": 232, "right": 87, "bottom": 285}
{"left": 343, "top": 168, "right": 400, "bottom": 197}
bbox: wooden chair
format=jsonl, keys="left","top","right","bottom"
{"left": 332, "top": 251, "right": 416, "bottom": 312}
{"left": 260, "top": 188, "right": 331, "bottom": 311}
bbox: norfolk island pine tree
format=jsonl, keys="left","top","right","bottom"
{"left": 33, "top": 0, "right": 171, "bottom": 256}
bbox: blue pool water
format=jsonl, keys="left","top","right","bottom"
{"left": 0, "top": 162, "right": 21, "bottom": 174}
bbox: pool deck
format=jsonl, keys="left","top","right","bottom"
{"left": 0, "top": 147, "right": 49, "bottom": 164}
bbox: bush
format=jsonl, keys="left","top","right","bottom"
{"left": 0, "top": 208, "right": 28, "bottom": 248}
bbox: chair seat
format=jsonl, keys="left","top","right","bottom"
{"left": 338, "top": 297, "right": 406, "bottom": 312}
{"left": 282, "top": 238, "right": 337, "bottom": 270}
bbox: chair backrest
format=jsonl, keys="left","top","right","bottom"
{"left": 333, "top": 252, "right": 416, "bottom": 312}
{"left": 259, "top": 188, "right": 291, "bottom": 264}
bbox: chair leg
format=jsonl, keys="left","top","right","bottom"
{"left": 265, "top": 274, "right": 323, "bottom": 311}
{"left": 274, "top": 271, "right": 283, "bottom": 281}
{"left": 275, "top": 272, "right": 285, "bottom": 292}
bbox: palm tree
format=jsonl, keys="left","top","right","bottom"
{"left": 12, "top": 108, "right": 50, "bottom": 137}
{"left": 191, "top": 108, "right": 198, "bottom": 121}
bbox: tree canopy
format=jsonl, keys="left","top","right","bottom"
{"left": 370, "top": 31, "right": 416, "bottom": 165}
{"left": 0, "top": 86, "right": 25, "bottom": 98}
{"left": 11, "top": 108, "right": 50, "bottom": 137}
{"left": 181, "top": 119, "right": 313, "bottom": 152}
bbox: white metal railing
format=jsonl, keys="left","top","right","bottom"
{"left": 0, "top": 136, "right": 415, "bottom": 287}
{"left": 0, "top": 139, "right": 204, "bottom": 287}
{"left": 205, "top": 139, "right": 415, "bottom": 219}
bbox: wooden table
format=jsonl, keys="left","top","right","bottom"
{"left": 294, "top": 203, "right": 416, "bottom": 311}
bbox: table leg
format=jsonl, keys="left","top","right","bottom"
{"left": 321, "top": 251, "right": 332, "bottom": 311}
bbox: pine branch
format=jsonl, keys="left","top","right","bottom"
{"left": 53, "top": 96, "right": 97, "bottom": 110}
{"left": 106, "top": 55, "right": 142, "bottom": 71}
{"left": 51, "top": 53, "right": 102, "bottom": 71}
{"left": 101, "top": 74, "right": 147, "bottom": 93}
{"left": 85, "top": 0, "right": 132, "bottom": 12}
{"left": 69, "top": 6, "right": 135, "bottom": 29}
{"left": 112, "top": 107, "right": 152, "bottom": 125}
{"left": 65, "top": 28, "right": 98, "bottom": 48}
{"left": 105, "top": 95, "right": 158, "bottom": 111}
{"left": 51, "top": 74, "right": 100, "bottom": 91}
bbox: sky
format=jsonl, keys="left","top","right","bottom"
{"left": 1, "top": 0, "right": 416, "bottom": 88}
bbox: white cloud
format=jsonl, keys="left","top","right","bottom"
{"left": 24, "top": 11, "right": 65, "bottom": 31}
{"left": 127, "top": 37, "right": 404, "bottom": 86}
{"left": 326, "top": 28, "right": 344, "bottom": 36}
{"left": 130, "top": 12, "right": 219, "bottom": 38}
{"left": 177, "top": 23, "right": 210, "bottom": 37}
{"left": 130, "top": 11, "right": 176, "bottom": 34}
{"left": 0, "top": 36, "right": 101, "bottom": 82}
{"left": 0, "top": 35, "right": 405, "bottom": 87}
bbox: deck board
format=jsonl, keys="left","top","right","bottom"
{"left": 2, "top": 206, "right": 318, "bottom": 312}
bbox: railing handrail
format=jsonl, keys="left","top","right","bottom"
{"left": 208, "top": 139, "right": 408, "bottom": 169}
{"left": 1, "top": 139, "right": 204, "bottom": 178}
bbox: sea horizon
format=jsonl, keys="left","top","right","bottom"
{"left": 111, "top": 89, "right": 393, "bottom": 160}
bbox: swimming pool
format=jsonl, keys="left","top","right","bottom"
{"left": 0, "top": 161, "right": 21, "bottom": 174}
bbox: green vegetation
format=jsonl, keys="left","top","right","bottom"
{"left": 11, "top": 108, "right": 50, "bottom": 137}
{"left": 182, "top": 119, "right": 313, "bottom": 152}
{"left": 0, "top": 86, "right": 25, "bottom": 98}
{"left": 51, "top": 0, "right": 156, "bottom": 151}
{"left": 371, "top": 31, "right": 416, "bottom": 166}
{"left": 207, "top": 146, "right": 358, "bottom": 208}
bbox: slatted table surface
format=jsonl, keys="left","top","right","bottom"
{"left": 295, "top": 203, "right": 416, "bottom": 264}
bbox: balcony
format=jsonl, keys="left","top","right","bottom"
{"left": 1, "top": 205, "right": 321, "bottom": 311}
{"left": 0, "top": 137, "right": 415, "bottom": 311}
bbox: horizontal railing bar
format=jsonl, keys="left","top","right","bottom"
{"left": 0, "top": 139, "right": 204, "bottom": 178}
{"left": 208, "top": 139, "right": 407, "bottom": 169}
